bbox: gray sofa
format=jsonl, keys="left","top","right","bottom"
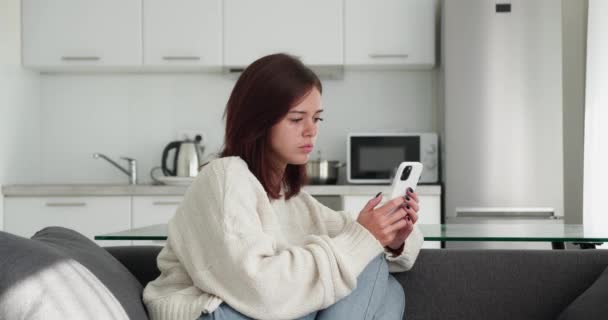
{"left": 108, "top": 246, "right": 608, "bottom": 320}
{"left": 2, "top": 227, "right": 607, "bottom": 320}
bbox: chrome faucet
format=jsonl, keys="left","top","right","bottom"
{"left": 93, "top": 153, "right": 137, "bottom": 185}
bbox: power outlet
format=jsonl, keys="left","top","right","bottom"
{"left": 177, "top": 130, "right": 206, "bottom": 145}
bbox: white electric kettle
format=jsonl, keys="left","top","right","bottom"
{"left": 161, "top": 135, "right": 205, "bottom": 177}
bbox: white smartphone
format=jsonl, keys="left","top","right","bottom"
{"left": 389, "top": 162, "right": 423, "bottom": 200}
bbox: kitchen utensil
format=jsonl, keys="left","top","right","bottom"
{"left": 155, "top": 176, "right": 196, "bottom": 186}
{"left": 161, "top": 135, "right": 205, "bottom": 177}
{"left": 306, "top": 151, "right": 345, "bottom": 185}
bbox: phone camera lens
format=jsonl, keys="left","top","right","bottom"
{"left": 401, "top": 166, "right": 412, "bottom": 180}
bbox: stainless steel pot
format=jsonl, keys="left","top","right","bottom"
{"left": 306, "top": 160, "right": 345, "bottom": 185}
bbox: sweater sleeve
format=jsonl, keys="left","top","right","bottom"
{"left": 168, "top": 159, "right": 385, "bottom": 320}
{"left": 302, "top": 193, "right": 354, "bottom": 238}
{"left": 308, "top": 192, "right": 424, "bottom": 273}
{"left": 384, "top": 224, "right": 425, "bottom": 272}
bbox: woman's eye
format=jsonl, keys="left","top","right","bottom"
{"left": 289, "top": 118, "right": 323, "bottom": 123}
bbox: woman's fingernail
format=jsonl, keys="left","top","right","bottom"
{"left": 406, "top": 205, "right": 411, "bottom": 210}
{"left": 407, "top": 187, "right": 414, "bottom": 193}
{"left": 375, "top": 192, "right": 382, "bottom": 198}
{"left": 406, "top": 195, "right": 410, "bottom": 201}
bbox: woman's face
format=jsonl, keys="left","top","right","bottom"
{"left": 269, "top": 88, "right": 323, "bottom": 168}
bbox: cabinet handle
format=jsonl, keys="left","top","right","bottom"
{"left": 162, "top": 56, "right": 201, "bottom": 61}
{"left": 61, "top": 56, "right": 101, "bottom": 61}
{"left": 152, "top": 201, "right": 181, "bottom": 206}
{"left": 45, "top": 202, "right": 87, "bottom": 207}
{"left": 368, "top": 53, "right": 409, "bottom": 59}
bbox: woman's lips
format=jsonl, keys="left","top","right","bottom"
{"left": 299, "top": 145, "right": 314, "bottom": 153}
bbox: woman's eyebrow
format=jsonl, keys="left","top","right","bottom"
{"left": 288, "top": 109, "right": 324, "bottom": 114}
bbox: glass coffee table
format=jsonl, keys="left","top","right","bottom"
{"left": 95, "top": 224, "right": 608, "bottom": 249}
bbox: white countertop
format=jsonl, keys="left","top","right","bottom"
{"left": 2, "top": 183, "right": 442, "bottom": 197}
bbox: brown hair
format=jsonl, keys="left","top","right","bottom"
{"left": 219, "top": 53, "right": 322, "bottom": 200}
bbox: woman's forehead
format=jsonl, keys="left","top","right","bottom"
{"left": 289, "top": 89, "right": 322, "bottom": 112}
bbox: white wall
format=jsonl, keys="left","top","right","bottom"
{"left": 583, "top": 0, "right": 608, "bottom": 245}
{"left": 38, "top": 70, "right": 437, "bottom": 184}
{"left": 0, "top": 0, "right": 41, "bottom": 229}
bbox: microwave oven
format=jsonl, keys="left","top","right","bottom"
{"left": 347, "top": 132, "right": 439, "bottom": 184}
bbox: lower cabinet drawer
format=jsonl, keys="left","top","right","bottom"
{"left": 4, "top": 196, "right": 131, "bottom": 246}
{"left": 132, "top": 196, "right": 183, "bottom": 246}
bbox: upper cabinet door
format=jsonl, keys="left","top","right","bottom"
{"left": 345, "top": 0, "right": 437, "bottom": 68}
{"left": 223, "top": 0, "right": 343, "bottom": 67}
{"left": 22, "top": 0, "right": 142, "bottom": 69}
{"left": 143, "top": 0, "right": 222, "bottom": 68}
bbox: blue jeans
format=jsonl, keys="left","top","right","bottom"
{"left": 197, "top": 254, "right": 405, "bottom": 320}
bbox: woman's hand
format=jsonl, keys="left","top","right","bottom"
{"left": 386, "top": 188, "right": 420, "bottom": 251}
{"left": 356, "top": 191, "right": 412, "bottom": 247}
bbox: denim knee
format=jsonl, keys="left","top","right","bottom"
{"left": 387, "top": 275, "right": 406, "bottom": 316}
{"left": 359, "top": 254, "right": 388, "bottom": 279}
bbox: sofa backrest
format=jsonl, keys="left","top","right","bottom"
{"left": 395, "top": 249, "right": 608, "bottom": 320}
{"left": 105, "top": 246, "right": 163, "bottom": 286}
{"left": 107, "top": 247, "right": 608, "bottom": 320}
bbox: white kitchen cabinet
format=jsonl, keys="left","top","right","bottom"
{"left": 4, "top": 196, "right": 131, "bottom": 246}
{"left": 343, "top": 193, "right": 441, "bottom": 248}
{"left": 223, "top": 0, "right": 343, "bottom": 67}
{"left": 22, "top": 0, "right": 142, "bottom": 69}
{"left": 143, "top": 0, "right": 222, "bottom": 68}
{"left": 345, "top": 0, "right": 437, "bottom": 68}
{"left": 132, "top": 196, "right": 183, "bottom": 245}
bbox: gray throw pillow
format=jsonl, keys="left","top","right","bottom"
{"left": 557, "top": 265, "right": 608, "bottom": 320}
{"left": 0, "top": 227, "right": 148, "bottom": 320}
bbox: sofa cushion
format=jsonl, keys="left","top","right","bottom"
{"left": 0, "top": 227, "right": 148, "bottom": 320}
{"left": 557, "top": 265, "right": 608, "bottom": 320}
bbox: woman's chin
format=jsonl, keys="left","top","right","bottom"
{"left": 289, "top": 155, "right": 309, "bottom": 165}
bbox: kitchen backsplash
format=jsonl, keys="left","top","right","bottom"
{"left": 39, "top": 70, "right": 437, "bottom": 184}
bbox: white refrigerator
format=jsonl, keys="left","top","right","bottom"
{"left": 442, "top": 0, "right": 564, "bottom": 249}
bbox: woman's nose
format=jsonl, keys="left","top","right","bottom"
{"left": 304, "top": 119, "right": 317, "bottom": 137}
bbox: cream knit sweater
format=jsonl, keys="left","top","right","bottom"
{"left": 143, "top": 156, "right": 424, "bottom": 320}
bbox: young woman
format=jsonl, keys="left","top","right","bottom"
{"left": 143, "top": 53, "right": 424, "bottom": 320}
